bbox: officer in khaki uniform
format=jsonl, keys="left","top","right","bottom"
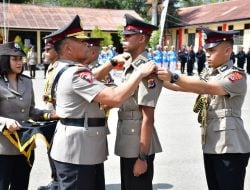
{"left": 44, "top": 15, "right": 157, "bottom": 190}
{"left": 157, "top": 27, "right": 250, "bottom": 190}
{"left": 114, "top": 14, "right": 162, "bottom": 190}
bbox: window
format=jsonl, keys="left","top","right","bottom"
{"left": 217, "top": 26, "right": 222, "bottom": 31}
{"left": 188, "top": 33, "right": 195, "bottom": 46}
{"left": 228, "top": 25, "right": 234, "bottom": 30}
{"left": 244, "top": 24, "right": 250, "bottom": 29}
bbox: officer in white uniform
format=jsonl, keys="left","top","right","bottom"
{"left": 114, "top": 14, "right": 162, "bottom": 190}
{"left": 44, "top": 15, "right": 157, "bottom": 190}
{"left": 157, "top": 27, "right": 250, "bottom": 190}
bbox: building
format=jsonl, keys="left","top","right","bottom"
{"left": 166, "top": 0, "right": 250, "bottom": 52}
{"left": 0, "top": 3, "right": 140, "bottom": 63}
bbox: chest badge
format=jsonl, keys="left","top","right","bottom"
{"left": 147, "top": 78, "right": 156, "bottom": 89}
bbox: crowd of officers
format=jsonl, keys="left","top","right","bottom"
{"left": 0, "top": 13, "right": 250, "bottom": 190}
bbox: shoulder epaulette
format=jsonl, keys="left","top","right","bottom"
{"left": 133, "top": 59, "right": 146, "bottom": 67}
{"left": 232, "top": 65, "right": 244, "bottom": 72}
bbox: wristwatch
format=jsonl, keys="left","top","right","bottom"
{"left": 110, "top": 59, "right": 118, "bottom": 67}
{"left": 138, "top": 152, "right": 148, "bottom": 161}
{"left": 170, "top": 73, "right": 179, "bottom": 83}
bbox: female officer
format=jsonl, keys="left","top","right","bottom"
{"left": 0, "top": 42, "right": 52, "bottom": 190}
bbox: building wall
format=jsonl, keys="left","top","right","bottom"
{"left": 169, "top": 19, "right": 250, "bottom": 53}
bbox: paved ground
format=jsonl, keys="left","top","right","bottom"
{"left": 26, "top": 69, "right": 250, "bottom": 190}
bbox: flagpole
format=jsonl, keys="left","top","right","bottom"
{"left": 158, "top": 0, "right": 169, "bottom": 47}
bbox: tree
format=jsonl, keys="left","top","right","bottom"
{"left": 91, "top": 26, "right": 113, "bottom": 47}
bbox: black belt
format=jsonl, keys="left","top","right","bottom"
{"left": 60, "top": 118, "right": 106, "bottom": 127}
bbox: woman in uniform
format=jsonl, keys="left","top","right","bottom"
{"left": 0, "top": 42, "right": 52, "bottom": 190}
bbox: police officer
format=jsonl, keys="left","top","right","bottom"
{"left": 157, "top": 27, "right": 250, "bottom": 190}
{"left": 196, "top": 46, "right": 206, "bottom": 75}
{"left": 236, "top": 47, "right": 246, "bottom": 69}
{"left": 186, "top": 44, "right": 195, "bottom": 76}
{"left": 114, "top": 14, "right": 162, "bottom": 190}
{"left": 44, "top": 15, "right": 156, "bottom": 190}
{"left": 38, "top": 40, "right": 59, "bottom": 190}
{"left": 0, "top": 42, "right": 54, "bottom": 190}
{"left": 246, "top": 47, "right": 250, "bottom": 74}
{"left": 178, "top": 45, "right": 188, "bottom": 74}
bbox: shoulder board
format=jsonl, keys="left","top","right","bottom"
{"left": 133, "top": 59, "right": 146, "bottom": 67}
{"left": 20, "top": 74, "right": 31, "bottom": 79}
{"left": 232, "top": 65, "right": 245, "bottom": 72}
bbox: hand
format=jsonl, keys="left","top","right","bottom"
{"left": 157, "top": 67, "right": 172, "bottom": 81}
{"left": 112, "top": 53, "right": 130, "bottom": 69}
{"left": 138, "top": 61, "right": 156, "bottom": 78}
{"left": 50, "top": 112, "right": 60, "bottom": 120}
{"left": 5, "top": 119, "right": 21, "bottom": 133}
{"left": 133, "top": 159, "right": 148, "bottom": 177}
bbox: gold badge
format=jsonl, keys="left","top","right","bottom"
{"left": 147, "top": 79, "right": 156, "bottom": 89}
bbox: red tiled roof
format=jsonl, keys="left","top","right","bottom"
{"left": 0, "top": 3, "right": 141, "bottom": 31}
{"left": 178, "top": 0, "right": 250, "bottom": 26}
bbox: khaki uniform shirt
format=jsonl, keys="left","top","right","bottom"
{"left": 115, "top": 51, "right": 163, "bottom": 158}
{"left": 0, "top": 75, "right": 45, "bottom": 155}
{"left": 43, "top": 62, "right": 59, "bottom": 110}
{"left": 50, "top": 60, "right": 109, "bottom": 165}
{"left": 202, "top": 60, "right": 250, "bottom": 154}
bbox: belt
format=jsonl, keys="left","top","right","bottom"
{"left": 60, "top": 118, "right": 106, "bottom": 127}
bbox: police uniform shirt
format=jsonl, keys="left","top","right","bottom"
{"left": 50, "top": 61, "right": 109, "bottom": 165}
{"left": 203, "top": 60, "right": 250, "bottom": 154}
{"left": 115, "top": 51, "right": 162, "bottom": 158}
{"left": 0, "top": 75, "right": 45, "bottom": 155}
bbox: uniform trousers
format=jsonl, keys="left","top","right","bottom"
{"left": 203, "top": 153, "right": 250, "bottom": 190}
{"left": 180, "top": 61, "right": 186, "bottom": 74}
{"left": 0, "top": 154, "right": 33, "bottom": 190}
{"left": 54, "top": 160, "right": 105, "bottom": 190}
{"left": 120, "top": 154, "right": 155, "bottom": 190}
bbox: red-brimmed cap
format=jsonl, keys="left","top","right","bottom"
{"left": 86, "top": 38, "right": 104, "bottom": 47}
{"left": 43, "top": 15, "right": 84, "bottom": 42}
{"left": 122, "top": 14, "right": 158, "bottom": 35}
{"left": 199, "top": 27, "right": 239, "bottom": 49}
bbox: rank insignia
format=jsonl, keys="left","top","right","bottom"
{"left": 228, "top": 72, "right": 243, "bottom": 82}
{"left": 147, "top": 78, "right": 156, "bottom": 88}
{"left": 220, "top": 65, "right": 228, "bottom": 72}
{"left": 76, "top": 69, "right": 93, "bottom": 83}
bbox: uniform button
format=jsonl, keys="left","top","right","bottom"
{"left": 20, "top": 97, "right": 23, "bottom": 101}
{"left": 96, "top": 131, "right": 99, "bottom": 135}
{"left": 21, "top": 109, "right": 25, "bottom": 113}
{"left": 131, "top": 129, "right": 135, "bottom": 133}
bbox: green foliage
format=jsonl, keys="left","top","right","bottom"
{"left": 91, "top": 26, "right": 113, "bottom": 47}
{"left": 179, "top": 0, "right": 229, "bottom": 7}
{"left": 149, "top": 30, "right": 160, "bottom": 48}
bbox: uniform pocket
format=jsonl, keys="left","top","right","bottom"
{"left": 121, "top": 125, "right": 140, "bottom": 135}
{"left": 85, "top": 127, "right": 108, "bottom": 137}
{"left": 212, "top": 117, "right": 236, "bottom": 131}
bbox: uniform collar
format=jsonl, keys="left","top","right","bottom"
{"left": 215, "top": 60, "right": 233, "bottom": 74}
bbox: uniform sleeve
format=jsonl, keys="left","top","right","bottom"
{"left": 72, "top": 68, "right": 106, "bottom": 103}
{"left": 218, "top": 71, "right": 247, "bottom": 98}
{"left": 137, "top": 75, "right": 163, "bottom": 107}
